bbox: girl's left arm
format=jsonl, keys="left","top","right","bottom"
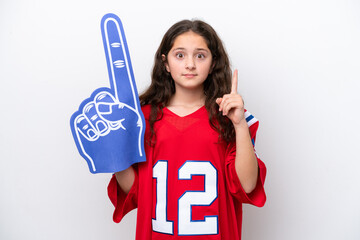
{"left": 216, "top": 69, "right": 259, "bottom": 193}
{"left": 232, "top": 121, "right": 259, "bottom": 193}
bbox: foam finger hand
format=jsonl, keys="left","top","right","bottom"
{"left": 70, "top": 14, "right": 147, "bottom": 174}
{"left": 94, "top": 91, "right": 120, "bottom": 121}
{"left": 74, "top": 114, "right": 99, "bottom": 141}
{"left": 83, "top": 101, "right": 110, "bottom": 136}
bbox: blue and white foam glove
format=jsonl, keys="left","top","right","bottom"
{"left": 70, "top": 13, "right": 146, "bottom": 173}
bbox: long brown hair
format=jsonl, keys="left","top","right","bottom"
{"left": 140, "top": 19, "right": 235, "bottom": 144}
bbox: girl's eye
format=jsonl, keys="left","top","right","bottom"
{"left": 196, "top": 53, "right": 205, "bottom": 59}
{"left": 176, "top": 53, "right": 184, "bottom": 58}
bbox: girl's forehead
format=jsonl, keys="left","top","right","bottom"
{"left": 171, "top": 31, "right": 209, "bottom": 50}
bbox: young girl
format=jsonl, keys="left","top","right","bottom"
{"left": 108, "top": 19, "right": 266, "bottom": 240}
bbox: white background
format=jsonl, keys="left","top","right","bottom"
{"left": 1, "top": 0, "right": 359, "bottom": 239}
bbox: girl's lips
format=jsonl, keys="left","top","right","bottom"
{"left": 183, "top": 74, "right": 197, "bottom": 78}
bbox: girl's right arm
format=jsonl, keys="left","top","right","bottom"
{"left": 114, "top": 166, "right": 135, "bottom": 194}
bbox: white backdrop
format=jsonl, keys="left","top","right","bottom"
{"left": 1, "top": 0, "right": 359, "bottom": 239}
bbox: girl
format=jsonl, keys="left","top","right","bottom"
{"left": 108, "top": 19, "right": 266, "bottom": 240}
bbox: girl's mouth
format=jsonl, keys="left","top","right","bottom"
{"left": 183, "top": 74, "right": 197, "bottom": 78}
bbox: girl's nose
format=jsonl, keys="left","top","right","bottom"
{"left": 185, "top": 57, "right": 196, "bottom": 69}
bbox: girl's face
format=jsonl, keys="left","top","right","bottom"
{"left": 164, "top": 31, "right": 213, "bottom": 93}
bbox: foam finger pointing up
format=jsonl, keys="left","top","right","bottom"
{"left": 101, "top": 14, "right": 137, "bottom": 108}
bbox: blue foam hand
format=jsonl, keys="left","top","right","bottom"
{"left": 70, "top": 13, "right": 146, "bottom": 173}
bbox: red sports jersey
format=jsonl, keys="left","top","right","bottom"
{"left": 108, "top": 105, "right": 266, "bottom": 240}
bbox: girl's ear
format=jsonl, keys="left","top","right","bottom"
{"left": 162, "top": 54, "right": 170, "bottom": 72}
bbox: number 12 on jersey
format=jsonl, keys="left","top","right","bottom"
{"left": 152, "top": 160, "right": 218, "bottom": 236}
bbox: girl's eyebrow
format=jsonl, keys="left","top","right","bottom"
{"left": 171, "top": 47, "right": 185, "bottom": 52}
{"left": 171, "top": 47, "right": 210, "bottom": 52}
{"left": 195, "top": 48, "right": 210, "bottom": 52}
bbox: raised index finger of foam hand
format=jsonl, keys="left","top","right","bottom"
{"left": 231, "top": 69, "right": 238, "bottom": 93}
{"left": 101, "top": 13, "right": 138, "bottom": 109}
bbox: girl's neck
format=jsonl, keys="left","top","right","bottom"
{"left": 166, "top": 88, "right": 206, "bottom": 117}
{"left": 168, "top": 87, "right": 205, "bottom": 108}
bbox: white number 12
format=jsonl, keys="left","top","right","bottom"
{"left": 152, "top": 160, "right": 218, "bottom": 236}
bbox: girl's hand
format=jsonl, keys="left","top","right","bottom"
{"left": 216, "top": 69, "right": 246, "bottom": 128}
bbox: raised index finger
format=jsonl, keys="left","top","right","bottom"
{"left": 101, "top": 13, "right": 138, "bottom": 110}
{"left": 231, "top": 69, "right": 238, "bottom": 93}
